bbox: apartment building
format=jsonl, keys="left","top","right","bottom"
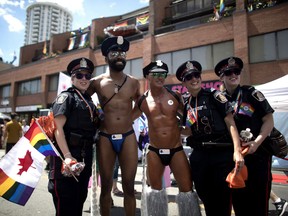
{"left": 24, "top": 2, "right": 73, "bottom": 45}
{"left": 0, "top": 0, "right": 287, "bottom": 122}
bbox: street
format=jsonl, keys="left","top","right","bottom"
{"left": 0, "top": 148, "right": 287, "bottom": 216}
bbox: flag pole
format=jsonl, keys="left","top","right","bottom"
{"left": 35, "top": 120, "right": 79, "bottom": 182}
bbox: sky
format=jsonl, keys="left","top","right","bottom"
{"left": 0, "top": 0, "right": 149, "bottom": 66}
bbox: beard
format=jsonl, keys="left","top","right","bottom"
{"left": 108, "top": 58, "right": 126, "bottom": 72}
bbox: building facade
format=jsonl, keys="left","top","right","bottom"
{"left": 0, "top": 0, "right": 287, "bottom": 123}
{"left": 24, "top": 2, "right": 73, "bottom": 45}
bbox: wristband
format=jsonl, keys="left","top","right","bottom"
{"left": 64, "top": 152, "right": 71, "bottom": 158}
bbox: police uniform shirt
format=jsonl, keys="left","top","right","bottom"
{"left": 53, "top": 87, "right": 97, "bottom": 138}
{"left": 224, "top": 85, "right": 274, "bottom": 136}
{"left": 186, "top": 88, "right": 232, "bottom": 141}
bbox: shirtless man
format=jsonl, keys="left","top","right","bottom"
{"left": 134, "top": 60, "right": 201, "bottom": 216}
{"left": 87, "top": 36, "right": 140, "bottom": 216}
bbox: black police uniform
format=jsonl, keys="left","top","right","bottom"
{"left": 224, "top": 85, "right": 274, "bottom": 216}
{"left": 48, "top": 87, "right": 98, "bottom": 216}
{"left": 185, "top": 88, "right": 235, "bottom": 216}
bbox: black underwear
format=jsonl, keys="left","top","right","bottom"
{"left": 99, "top": 129, "right": 134, "bottom": 153}
{"left": 148, "top": 145, "right": 184, "bottom": 166}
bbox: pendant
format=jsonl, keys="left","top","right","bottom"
{"left": 114, "top": 87, "right": 119, "bottom": 94}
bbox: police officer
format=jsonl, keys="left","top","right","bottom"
{"left": 48, "top": 57, "right": 99, "bottom": 216}
{"left": 176, "top": 60, "right": 244, "bottom": 216}
{"left": 215, "top": 56, "right": 274, "bottom": 216}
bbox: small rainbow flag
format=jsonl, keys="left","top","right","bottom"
{"left": 24, "top": 121, "right": 59, "bottom": 157}
{"left": 186, "top": 109, "right": 197, "bottom": 127}
{"left": 238, "top": 102, "right": 255, "bottom": 117}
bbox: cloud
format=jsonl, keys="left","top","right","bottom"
{"left": 0, "top": 3, "right": 24, "bottom": 33}
{"left": 139, "top": 0, "right": 149, "bottom": 3}
{"left": 0, "top": 48, "right": 3, "bottom": 57}
{"left": 3, "top": 13, "right": 24, "bottom": 32}
{"left": 109, "top": 2, "right": 116, "bottom": 8}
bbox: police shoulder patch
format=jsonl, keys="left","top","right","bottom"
{"left": 252, "top": 89, "right": 266, "bottom": 101}
{"left": 214, "top": 91, "right": 228, "bottom": 103}
{"left": 56, "top": 93, "right": 68, "bottom": 104}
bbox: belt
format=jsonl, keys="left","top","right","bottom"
{"left": 202, "top": 142, "right": 232, "bottom": 148}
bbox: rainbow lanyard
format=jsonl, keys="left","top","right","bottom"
{"left": 75, "top": 89, "right": 95, "bottom": 122}
{"left": 232, "top": 89, "right": 242, "bottom": 116}
{"left": 187, "top": 96, "right": 198, "bottom": 129}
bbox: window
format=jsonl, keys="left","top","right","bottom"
{"left": 1, "top": 85, "right": 10, "bottom": 98}
{"left": 249, "top": 33, "right": 276, "bottom": 63}
{"left": 156, "top": 41, "right": 233, "bottom": 72}
{"left": 130, "top": 58, "right": 143, "bottom": 78}
{"left": 249, "top": 29, "right": 288, "bottom": 63}
{"left": 18, "top": 79, "right": 41, "bottom": 96}
{"left": 49, "top": 74, "right": 58, "bottom": 91}
{"left": 95, "top": 65, "right": 108, "bottom": 76}
{"left": 212, "top": 41, "right": 234, "bottom": 67}
{"left": 277, "top": 29, "right": 288, "bottom": 60}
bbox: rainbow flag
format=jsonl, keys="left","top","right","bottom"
{"left": 24, "top": 121, "right": 59, "bottom": 157}
{"left": 238, "top": 102, "right": 255, "bottom": 117}
{"left": 0, "top": 121, "right": 59, "bottom": 205}
{"left": 219, "top": 0, "right": 225, "bottom": 15}
{"left": 186, "top": 109, "right": 197, "bottom": 127}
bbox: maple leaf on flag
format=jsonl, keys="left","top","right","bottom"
{"left": 17, "top": 150, "right": 35, "bottom": 175}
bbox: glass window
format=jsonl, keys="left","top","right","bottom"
{"left": 95, "top": 65, "right": 106, "bottom": 76}
{"left": 192, "top": 45, "right": 213, "bottom": 70}
{"left": 172, "top": 49, "right": 191, "bottom": 74}
{"left": 49, "top": 74, "right": 58, "bottom": 91}
{"left": 18, "top": 79, "right": 41, "bottom": 96}
{"left": 277, "top": 29, "right": 288, "bottom": 60}
{"left": 249, "top": 33, "right": 276, "bottom": 63}
{"left": 212, "top": 41, "right": 234, "bottom": 67}
{"left": 123, "top": 61, "right": 131, "bottom": 75}
{"left": 1, "top": 85, "right": 10, "bottom": 98}
{"left": 130, "top": 58, "right": 143, "bottom": 79}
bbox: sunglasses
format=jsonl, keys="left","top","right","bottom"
{"left": 223, "top": 68, "right": 241, "bottom": 76}
{"left": 201, "top": 116, "right": 212, "bottom": 134}
{"left": 183, "top": 72, "right": 201, "bottom": 81}
{"left": 150, "top": 72, "right": 168, "bottom": 78}
{"left": 75, "top": 73, "right": 92, "bottom": 80}
{"left": 109, "top": 51, "right": 127, "bottom": 58}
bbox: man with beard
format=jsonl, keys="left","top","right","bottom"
{"left": 87, "top": 36, "right": 140, "bottom": 216}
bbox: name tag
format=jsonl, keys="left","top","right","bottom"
{"left": 159, "top": 149, "right": 170, "bottom": 155}
{"left": 112, "top": 134, "right": 123, "bottom": 140}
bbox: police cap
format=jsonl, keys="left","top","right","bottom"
{"left": 214, "top": 56, "right": 243, "bottom": 77}
{"left": 101, "top": 36, "right": 130, "bottom": 57}
{"left": 143, "top": 60, "right": 168, "bottom": 78}
{"left": 176, "top": 60, "right": 202, "bottom": 81}
{"left": 67, "top": 57, "right": 94, "bottom": 76}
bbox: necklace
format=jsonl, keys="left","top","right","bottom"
{"left": 114, "top": 75, "right": 127, "bottom": 94}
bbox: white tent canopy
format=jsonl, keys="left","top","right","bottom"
{"left": 256, "top": 75, "right": 288, "bottom": 167}
{"left": 256, "top": 74, "right": 288, "bottom": 112}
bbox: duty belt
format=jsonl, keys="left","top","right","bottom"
{"left": 202, "top": 141, "right": 232, "bottom": 148}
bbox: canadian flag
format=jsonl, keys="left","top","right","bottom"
{"left": 57, "top": 72, "right": 71, "bottom": 95}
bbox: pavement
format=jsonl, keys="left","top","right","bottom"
{"left": 0, "top": 148, "right": 287, "bottom": 216}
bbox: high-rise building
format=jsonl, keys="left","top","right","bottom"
{"left": 24, "top": 2, "right": 73, "bottom": 45}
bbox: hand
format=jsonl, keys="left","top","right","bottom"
{"left": 241, "top": 140, "right": 259, "bottom": 155}
{"left": 233, "top": 151, "right": 245, "bottom": 174}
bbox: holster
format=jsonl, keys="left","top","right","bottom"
{"left": 69, "top": 132, "right": 83, "bottom": 146}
